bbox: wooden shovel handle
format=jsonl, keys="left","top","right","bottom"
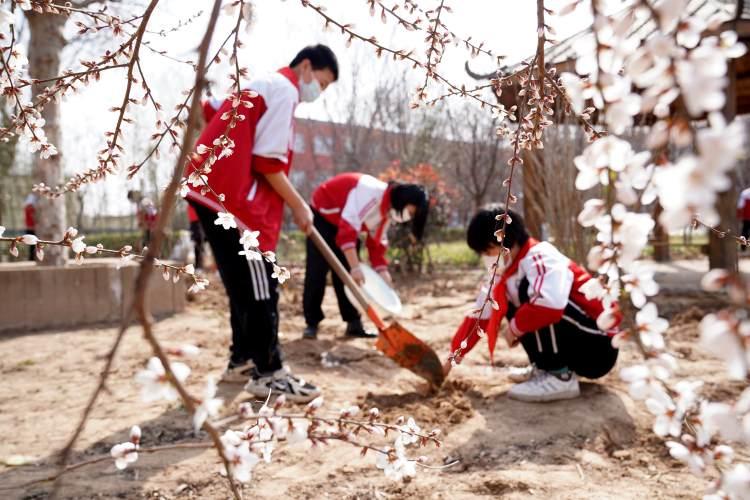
{"left": 308, "top": 227, "right": 387, "bottom": 331}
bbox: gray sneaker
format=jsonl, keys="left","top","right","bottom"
{"left": 244, "top": 368, "right": 321, "bottom": 403}
{"left": 221, "top": 360, "right": 255, "bottom": 383}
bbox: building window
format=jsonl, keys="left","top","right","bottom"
{"left": 293, "top": 133, "right": 305, "bottom": 153}
{"left": 313, "top": 135, "right": 333, "bottom": 156}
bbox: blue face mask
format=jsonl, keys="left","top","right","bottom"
{"left": 300, "top": 76, "right": 321, "bottom": 103}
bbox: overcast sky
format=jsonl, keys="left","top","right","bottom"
{"left": 48, "top": 0, "right": 596, "bottom": 216}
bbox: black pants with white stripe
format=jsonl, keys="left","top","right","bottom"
{"left": 303, "top": 210, "right": 361, "bottom": 327}
{"left": 191, "top": 202, "right": 283, "bottom": 374}
{"left": 507, "top": 301, "right": 618, "bottom": 379}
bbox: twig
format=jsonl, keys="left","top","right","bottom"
{"left": 128, "top": 0, "right": 243, "bottom": 498}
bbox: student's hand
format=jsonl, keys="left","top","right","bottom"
{"left": 442, "top": 358, "right": 453, "bottom": 378}
{"left": 350, "top": 265, "right": 366, "bottom": 286}
{"left": 503, "top": 326, "right": 520, "bottom": 348}
{"left": 378, "top": 269, "right": 392, "bottom": 286}
{"left": 292, "top": 203, "right": 313, "bottom": 234}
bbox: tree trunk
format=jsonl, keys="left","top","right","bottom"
{"left": 652, "top": 203, "right": 670, "bottom": 262}
{"left": 27, "top": 12, "right": 68, "bottom": 266}
{"left": 521, "top": 148, "right": 546, "bottom": 240}
{"left": 708, "top": 59, "right": 738, "bottom": 272}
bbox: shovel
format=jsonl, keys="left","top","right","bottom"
{"left": 309, "top": 227, "right": 445, "bottom": 387}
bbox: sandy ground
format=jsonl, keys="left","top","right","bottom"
{"left": 0, "top": 264, "right": 744, "bottom": 499}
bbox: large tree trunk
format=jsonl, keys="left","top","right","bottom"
{"left": 708, "top": 59, "right": 738, "bottom": 272}
{"left": 27, "top": 12, "right": 68, "bottom": 266}
{"left": 521, "top": 148, "right": 546, "bottom": 240}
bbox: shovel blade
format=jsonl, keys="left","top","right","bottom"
{"left": 375, "top": 321, "right": 445, "bottom": 387}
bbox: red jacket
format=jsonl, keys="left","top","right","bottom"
{"left": 738, "top": 188, "right": 750, "bottom": 221}
{"left": 187, "top": 203, "right": 198, "bottom": 223}
{"left": 184, "top": 68, "right": 299, "bottom": 252}
{"left": 451, "top": 239, "right": 621, "bottom": 362}
{"left": 24, "top": 203, "right": 35, "bottom": 229}
{"left": 311, "top": 172, "right": 391, "bottom": 271}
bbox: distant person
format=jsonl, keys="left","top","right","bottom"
{"left": 128, "top": 191, "right": 158, "bottom": 249}
{"left": 185, "top": 44, "right": 338, "bottom": 402}
{"left": 302, "top": 172, "right": 429, "bottom": 339}
{"left": 187, "top": 203, "right": 205, "bottom": 269}
{"left": 23, "top": 193, "right": 37, "bottom": 261}
{"left": 445, "top": 205, "right": 622, "bottom": 402}
{"left": 738, "top": 187, "right": 750, "bottom": 251}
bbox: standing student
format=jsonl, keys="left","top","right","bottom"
{"left": 302, "top": 172, "right": 429, "bottom": 339}
{"left": 445, "top": 205, "right": 622, "bottom": 402}
{"left": 187, "top": 203, "right": 205, "bottom": 269}
{"left": 185, "top": 45, "right": 338, "bottom": 402}
{"left": 23, "top": 193, "right": 37, "bottom": 261}
{"left": 738, "top": 187, "right": 750, "bottom": 251}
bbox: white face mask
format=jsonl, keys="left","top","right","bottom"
{"left": 389, "top": 208, "right": 412, "bottom": 223}
{"left": 299, "top": 76, "right": 322, "bottom": 103}
{"left": 482, "top": 254, "right": 505, "bottom": 273}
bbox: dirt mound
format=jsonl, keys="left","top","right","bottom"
{"left": 359, "top": 380, "right": 477, "bottom": 430}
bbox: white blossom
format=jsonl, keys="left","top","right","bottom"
{"left": 666, "top": 440, "right": 705, "bottom": 474}
{"left": 622, "top": 265, "right": 659, "bottom": 308}
{"left": 398, "top": 417, "right": 421, "bottom": 446}
{"left": 71, "top": 236, "right": 86, "bottom": 254}
{"left": 700, "top": 314, "right": 747, "bottom": 380}
{"left": 646, "top": 389, "right": 682, "bottom": 437}
{"left": 193, "top": 377, "right": 223, "bottom": 431}
{"left": 272, "top": 265, "right": 290, "bottom": 284}
{"left": 635, "top": 303, "right": 668, "bottom": 351}
{"left": 221, "top": 431, "right": 260, "bottom": 483}
{"left": 720, "top": 464, "right": 750, "bottom": 498}
{"left": 134, "top": 357, "right": 191, "bottom": 403}
{"left": 20, "top": 234, "right": 38, "bottom": 245}
{"left": 239, "top": 230, "right": 260, "bottom": 250}
{"left": 110, "top": 442, "right": 138, "bottom": 470}
{"left": 188, "top": 277, "right": 209, "bottom": 294}
{"left": 376, "top": 439, "right": 417, "bottom": 481}
{"left": 214, "top": 212, "right": 237, "bottom": 230}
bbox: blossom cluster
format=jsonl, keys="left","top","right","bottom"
{"left": 128, "top": 352, "right": 440, "bottom": 484}
{"left": 555, "top": 1, "right": 750, "bottom": 497}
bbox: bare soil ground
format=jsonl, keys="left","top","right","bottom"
{"left": 0, "top": 265, "right": 742, "bottom": 499}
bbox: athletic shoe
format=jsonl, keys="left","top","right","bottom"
{"left": 302, "top": 325, "right": 318, "bottom": 340}
{"left": 221, "top": 360, "right": 255, "bottom": 383}
{"left": 345, "top": 320, "right": 377, "bottom": 339}
{"left": 244, "top": 368, "right": 321, "bottom": 403}
{"left": 507, "top": 364, "right": 539, "bottom": 383}
{"left": 507, "top": 370, "right": 580, "bottom": 402}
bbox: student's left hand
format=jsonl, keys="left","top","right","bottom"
{"left": 378, "top": 269, "right": 393, "bottom": 286}
{"left": 442, "top": 358, "right": 453, "bottom": 378}
{"left": 503, "top": 326, "right": 520, "bottom": 348}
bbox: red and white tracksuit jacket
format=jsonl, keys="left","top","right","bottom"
{"left": 184, "top": 67, "right": 299, "bottom": 252}
{"left": 738, "top": 187, "right": 750, "bottom": 221}
{"left": 311, "top": 173, "right": 391, "bottom": 271}
{"left": 451, "top": 238, "right": 622, "bottom": 362}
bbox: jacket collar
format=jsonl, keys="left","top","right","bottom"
{"left": 278, "top": 67, "right": 300, "bottom": 90}
{"left": 501, "top": 238, "right": 538, "bottom": 281}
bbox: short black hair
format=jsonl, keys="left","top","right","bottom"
{"left": 289, "top": 44, "right": 339, "bottom": 80}
{"left": 390, "top": 182, "right": 429, "bottom": 241}
{"left": 466, "top": 204, "right": 529, "bottom": 254}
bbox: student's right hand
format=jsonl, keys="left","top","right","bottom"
{"left": 292, "top": 203, "right": 313, "bottom": 234}
{"left": 350, "top": 265, "right": 365, "bottom": 286}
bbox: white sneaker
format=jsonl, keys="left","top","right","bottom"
{"left": 221, "top": 360, "right": 255, "bottom": 383}
{"left": 244, "top": 368, "right": 321, "bottom": 403}
{"left": 507, "top": 370, "right": 580, "bottom": 402}
{"left": 507, "top": 364, "right": 539, "bottom": 383}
